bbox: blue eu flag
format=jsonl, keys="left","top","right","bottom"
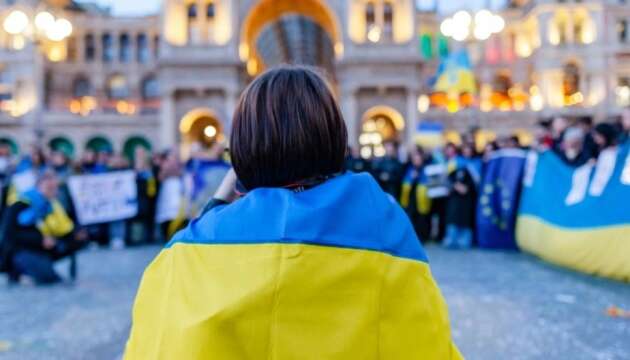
{"left": 476, "top": 149, "right": 527, "bottom": 249}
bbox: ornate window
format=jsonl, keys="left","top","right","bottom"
{"left": 119, "top": 33, "right": 131, "bottom": 63}
{"left": 73, "top": 76, "right": 92, "bottom": 98}
{"left": 84, "top": 34, "right": 95, "bottom": 61}
{"left": 106, "top": 74, "right": 130, "bottom": 100}
{"left": 102, "top": 33, "right": 114, "bottom": 62}
{"left": 141, "top": 76, "right": 159, "bottom": 100}
{"left": 137, "top": 33, "right": 150, "bottom": 63}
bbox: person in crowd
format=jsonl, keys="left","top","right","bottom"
{"left": 460, "top": 142, "right": 482, "bottom": 187}
{"left": 592, "top": 122, "right": 619, "bottom": 152}
{"left": 125, "top": 66, "right": 462, "bottom": 359}
{"left": 94, "top": 150, "right": 111, "bottom": 173}
{"left": 155, "top": 149, "right": 188, "bottom": 242}
{"left": 0, "top": 170, "right": 87, "bottom": 284}
{"left": 344, "top": 146, "right": 371, "bottom": 174}
{"left": 371, "top": 141, "right": 404, "bottom": 199}
{"left": 482, "top": 141, "right": 498, "bottom": 163}
{"left": 443, "top": 160, "right": 477, "bottom": 249}
{"left": 400, "top": 147, "right": 431, "bottom": 242}
{"left": 0, "top": 143, "right": 13, "bottom": 217}
{"left": 575, "top": 116, "right": 598, "bottom": 161}
{"left": 551, "top": 115, "right": 570, "bottom": 150}
{"left": 534, "top": 118, "right": 554, "bottom": 150}
{"left": 128, "top": 146, "right": 157, "bottom": 245}
{"left": 79, "top": 149, "right": 98, "bottom": 173}
{"left": 559, "top": 127, "right": 590, "bottom": 167}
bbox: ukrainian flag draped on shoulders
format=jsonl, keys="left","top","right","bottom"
{"left": 125, "top": 172, "right": 462, "bottom": 360}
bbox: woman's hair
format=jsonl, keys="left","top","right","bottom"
{"left": 230, "top": 65, "right": 348, "bottom": 190}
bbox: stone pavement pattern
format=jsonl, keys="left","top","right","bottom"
{"left": 1, "top": 245, "right": 629, "bottom": 360}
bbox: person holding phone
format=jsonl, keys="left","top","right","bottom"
{"left": 125, "top": 66, "right": 462, "bottom": 360}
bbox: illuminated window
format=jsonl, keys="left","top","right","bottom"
{"left": 137, "top": 33, "right": 149, "bottom": 63}
{"left": 365, "top": 2, "right": 376, "bottom": 28}
{"left": 102, "top": 33, "right": 114, "bottom": 62}
{"left": 141, "top": 76, "right": 159, "bottom": 100}
{"left": 119, "top": 33, "right": 131, "bottom": 63}
{"left": 106, "top": 74, "right": 130, "bottom": 99}
{"left": 187, "top": 3, "right": 197, "bottom": 19}
{"left": 618, "top": 19, "right": 628, "bottom": 43}
{"left": 84, "top": 34, "right": 95, "bottom": 61}
{"left": 616, "top": 77, "right": 630, "bottom": 107}
{"left": 73, "top": 76, "right": 91, "bottom": 98}
{"left": 206, "top": 2, "right": 215, "bottom": 19}
{"left": 563, "top": 62, "right": 582, "bottom": 105}
{"left": 66, "top": 36, "right": 77, "bottom": 62}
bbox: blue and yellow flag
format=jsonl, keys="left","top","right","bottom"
{"left": 517, "top": 144, "right": 630, "bottom": 282}
{"left": 433, "top": 49, "right": 477, "bottom": 96}
{"left": 476, "top": 149, "right": 527, "bottom": 249}
{"left": 125, "top": 173, "right": 462, "bottom": 359}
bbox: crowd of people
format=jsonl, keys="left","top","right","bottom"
{"left": 0, "top": 109, "right": 628, "bottom": 285}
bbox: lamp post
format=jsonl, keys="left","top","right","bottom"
{"left": 1, "top": 7, "right": 73, "bottom": 146}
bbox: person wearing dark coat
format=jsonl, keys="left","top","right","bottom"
{"left": 0, "top": 171, "right": 87, "bottom": 284}
{"left": 400, "top": 149, "right": 431, "bottom": 242}
{"left": 344, "top": 147, "right": 371, "bottom": 174}
{"left": 443, "top": 166, "right": 477, "bottom": 249}
{"left": 371, "top": 141, "right": 404, "bottom": 199}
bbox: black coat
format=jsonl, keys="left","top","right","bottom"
{"left": 445, "top": 168, "right": 477, "bottom": 229}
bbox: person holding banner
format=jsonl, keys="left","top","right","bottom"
{"left": 0, "top": 170, "right": 87, "bottom": 284}
{"left": 125, "top": 66, "right": 462, "bottom": 359}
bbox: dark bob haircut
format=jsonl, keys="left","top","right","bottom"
{"left": 230, "top": 65, "right": 348, "bottom": 190}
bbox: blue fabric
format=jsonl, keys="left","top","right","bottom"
{"left": 519, "top": 143, "right": 630, "bottom": 228}
{"left": 443, "top": 225, "right": 472, "bottom": 249}
{"left": 476, "top": 149, "right": 527, "bottom": 249}
{"left": 17, "top": 189, "right": 52, "bottom": 226}
{"left": 169, "top": 172, "right": 428, "bottom": 263}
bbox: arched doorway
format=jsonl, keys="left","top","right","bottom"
{"left": 0, "top": 137, "right": 18, "bottom": 155}
{"left": 85, "top": 136, "right": 113, "bottom": 153}
{"left": 49, "top": 137, "right": 75, "bottom": 158}
{"left": 359, "top": 106, "right": 404, "bottom": 158}
{"left": 123, "top": 136, "right": 152, "bottom": 162}
{"left": 239, "top": 0, "right": 342, "bottom": 76}
{"left": 179, "top": 108, "right": 224, "bottom": 157}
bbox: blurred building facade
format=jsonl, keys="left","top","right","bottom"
{"left": 0, "top": 0, "right": 628, "bottom": 158}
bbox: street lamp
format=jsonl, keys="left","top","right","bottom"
{"left": 440, "top": 9, "right": 504, "bottom": 42}
{"left": 2, "top": 8, "right": 73, "bottom": 45}
{"left": 1, "top": 7, "right": 73, "bottom": 146}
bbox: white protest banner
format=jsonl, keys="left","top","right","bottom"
{"left": 67, "top": 170, "right": 138, "bottom": 226}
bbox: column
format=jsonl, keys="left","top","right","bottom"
{"left": 160, "top": 89, "right": 177, "bottom": 148}
{"left": 405, "top": 88, "right": 418, "bottom": 148}
{"left": 341, "top": 87, "right": 358, "bottom": 148}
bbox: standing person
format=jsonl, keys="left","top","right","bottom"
{"left": 155, "top": 150, "right": 188, "bottom": 242}
{"left": 593, "top": 122, "right": 620, "bottom": 152}
{"left": 128, "top": 146, "right": 157, "bottom": 244}
{"left": 400, "top": 147, "right": 431, "bottom": 242}
{"left": 443, "top": 164, "right": 477, "bottom": 249}
{"left": 125, "top": 66, "right": 462, "bottom": 359}
{"left": 371, "top": 141, "right": 404, "bottom": 199}
{"left": 0, "top": 143, "right": 13, "bottom": 218}
{"left": 344, "top": 146, "right": 371, "bottom": 174}
{"left": 0, "top": 170, "right": 87, "bottom": 284}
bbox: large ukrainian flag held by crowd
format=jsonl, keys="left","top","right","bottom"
{"left": 517, "top": 143, "right": 630, "bottom": 282}
{"left": 125, "top": 173, "right": 462, "bottom": 359}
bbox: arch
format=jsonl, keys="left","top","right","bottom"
{"left": 141, "top": 75, "right": 159, "bottom": 100}
{"left": 106, "top": 74, "right": 130, "bottom": 100}
{"left": 0, "top": 137, "right": 18, "bottom": 155}
{"left": 49, "top": 136, "right": 75, "bottom": 158}
{"left": 72, "top": 75, "right": 92, "bottom": 98}
{"left": 179, "top": 108, "right": 224, "bottom": 148}
{"left": 239, "top": 0, "right": 343, "bottom": 74}
{"left": 361, "top": 105, "right": 405, "bottom": 131}
{"left": 85, "top": 136, "right": 113, "bottom": 153}
{"left": 123, "top": 136, "right": 152, "bottom": 161}
{"left": 359, "top": 106, "right": 405, "bottom": 158}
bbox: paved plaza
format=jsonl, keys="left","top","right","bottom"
{"left": 1, "top": 245, "right": 629, "bottom": 360}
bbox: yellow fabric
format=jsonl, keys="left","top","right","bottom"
{"left": 516, "top": 215, "right": 630, "bottom": 282}
{"left": 125, "top": 243, "right": 463, "bottom": 359}
{"left": 416, "top": 185, "right": 432, "bottom": 215}
{"left": 6, "top": 185, "right": 17, "bottom": 206}
{"left": 147, "top": 177, "right": 157, "bottom": 198}
{"left": 166, "top": 200, "right": 189, "bottom": 240}
{"left": 37, "top": 200, "right": 74, "bottom": 238}
{"left": 400, "top": 183, "right": 411, "bottom": 208}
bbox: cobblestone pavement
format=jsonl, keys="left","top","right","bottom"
{"left": 1, "top": 245, "right": 629, "bottom": 360}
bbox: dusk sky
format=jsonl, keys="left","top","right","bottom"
{"left": 78, "top": 0, "right": 508, "bottom": 17}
